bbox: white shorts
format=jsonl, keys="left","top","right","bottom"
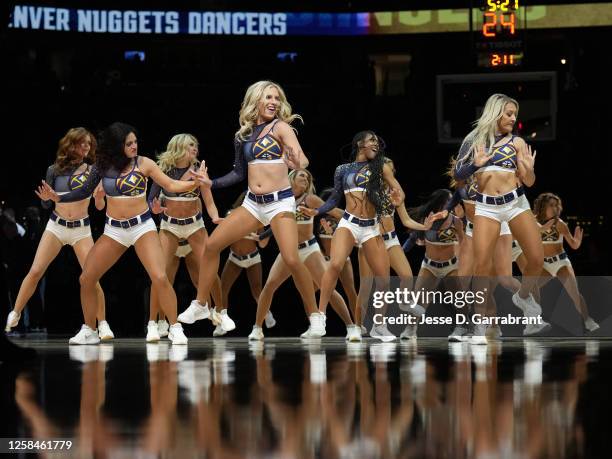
{"left": 465, "top": 219, "right": 511, "bottom": 238}
{"left": 500, "top": 221, "right": 511, "bottom": 235}
{"left": 104, "top": 212, "right": 157, "bottom": 248}
{"left": 176, "top": 240, "right": 192, "bottom": 258}
{"left": 44, "top": 215, "right": 92, "bottom": 246}
{"left": 420, "top": 256, "right": 458, "bottom": 278}
{"left": 298, "top": 237, "right": 321, "bottom": 263}
{"left": 474, "top": 189, "right": 530, "bottom": 224}
{"left": 511, "top": 240, "right": 523, "bottom": 262}
{"left": 382, "top": 230, "right": 400, "bottom": 250}
{"left": 160, "top": 212, "right": 205, "bottom": 240}
{"left": 543, "top": 252, "right": 572, "bottom": 277}
{"left": 229, "top": 249, "right": 261, "bottom": 269}
{"left": 241, "top": 188, "right": 296, "bottom": 226}
{"left": 337, "top": 211, "right": 380, "bottom": 246}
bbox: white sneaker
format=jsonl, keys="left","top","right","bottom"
{"left": 371, "top": 324, "right": 397, "bottom": 342}
{"left": 168, "top": 323, "right": 188, "bottom": 345}
{"left": 410, "top": 304, "right": 426, "bottom": 317}
{"left": 512, "top": 292, "right": 542, "bottom": 317}
{"left": 178, "top": 300, "right": 210, "bottom": 324}
{"left": 400, "top": 323, "right": 417, "bottom": 341}
{"left": 146, "top": 321, "right": 161, "bottom": 342}
{"left": 5, "top": 310, "right": 20, "bottom": 332}
{"left": 398, "top": 297, "right": 427, "bottom": 314}
{"left": 157, "top": 319, "right": 169, "bottom": 337}
{"left": 211, "top": 308, "right": 221, "bottom": 326}
{"left": 584, "top": 317, "right": 599, "bottom": 332}
{"left": 213, "top": 325, "right": 227, "bottom": 337}
{"left": 470, "top": 324, "right": 488, "bottom": 345}
{"left": 217, "top": 309, "right": 236, "bottom": 332}
{"left": 98, "top": 320, "right": 114, "bottom": 340}
{"left": 523, "top": 321, "right": 551, "bottom": 336}
{"left": 360, "top": 325, "right": 368, "bottom": 336}
{"left": 345, "top": 325, "right": 362, "bottom": 342}
{"left": 69, "top": 325, "right": 100, "bottom": 345}
{"left": 448, "top": 325, "right": 469, "bottom": 342}
{"left": 264, "top": 311, "right": 277, "bottom": 328}
{"left": 300, "top": 326, "right": 318, "bottom": 339}
{"left": 248, "top": 325, "right": 264, "bottom": 341}
{"left": 309, "top": 313, "right": 326, "bottom": 337}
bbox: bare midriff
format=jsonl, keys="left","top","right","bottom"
{"left": 53, "top": 200, "right": 90, "bottom": 220}
{"left": 475, "top": 170, "right": 519, "bottom": 196}
{"left": 247, "top": 163, "right": 290, "bottom": 194}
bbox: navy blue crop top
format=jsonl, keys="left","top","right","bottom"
{"left": 42, "top": 163, "right": 92, "bottom": 208}
{"left": 315, "top": 162, "right": 372, "bottom": 216}
{"left": 454, "top": 135, "right": 518, "bottom": 180}
{"left": 57, "top": 156, "right": 147, "bottom": 202}
{"left": 455, "top": 179, "right": 478, "bottom": 204}
{"left": 424, "top": 214, "right": 459, "bottom": 245}
{"left": 295, "top": 194, "right": 313, "bottom": 225}
{"left": 211, "top": 120, "right": 284, "bottom": 189}
{"left": 148, "top": 165, "right": 200, "bottom": 204}
{"left": 402, "top": 213, "right": 458, "bottom": 253}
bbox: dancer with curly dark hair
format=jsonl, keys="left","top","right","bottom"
{"left": 300, "top": 131, "right": 407, "bottom": 341}
{"left": 37, "top": 122, "right": 207, "bottom": 345}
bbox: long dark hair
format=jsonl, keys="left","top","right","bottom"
{"left": 409, "top": 189, "right": 452, "bottom": 223}
{"left": 96, "top": 122, "right": 137, "bottom": 173}
{"left": 350, "top": 130, "right": 386, "bottom": 215}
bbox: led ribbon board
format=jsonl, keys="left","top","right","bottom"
{"left": 8, "top": 4, "right": 612, "bottom": 35}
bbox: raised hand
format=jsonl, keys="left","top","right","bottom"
{"left": 150, "top": 197, "right": 167, "bottom": 215}
{"left": 298, "top": 205, "right": 318, "bottom": 217}
{"left": 518, "top": 143, "right": 536, "bottom": 172}
{"left": 35, "top": 180, "right": 59, "bottom": 202}
{"left": 574, "top": 225, "right": 583, "bottom": 245}
{"left": 473, "top": 144, "right": 494, "bottom": 167}
{"left": 190, "top": 161, "right": 212, "bottom": 187}
{"left": 389, "top": 188, "right": 403, "bottom": 207}
{"left": 94, "top": 183, "right": 106, "bottom": 200}
{"left": 423, "top": 210, "right": 448, "bottom": 229}
{"left": 320, "top": 218, "right": 334, "bottom": 235}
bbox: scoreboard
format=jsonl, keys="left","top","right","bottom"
{"left": 474, "top": 0, "right": 524, "bottom": 68}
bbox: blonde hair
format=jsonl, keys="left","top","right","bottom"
{"left": 157, "top": 133, "right": 199, "bottom": 172}
{"left": 289, "top": 169, "right": 315, "bottom": 196}
{"left": 236, "top": 80, "right": 302, "bottom": 141}
{"left": 456, "top": 93, "right": 519, "bottom": 167}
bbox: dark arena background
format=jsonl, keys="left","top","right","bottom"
{"left": 1, "top": 1, "right": 612, "bottom": 457}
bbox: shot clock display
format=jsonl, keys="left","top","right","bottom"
{"left": 475, "top": 0, "right": 524, "bottom": 68}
